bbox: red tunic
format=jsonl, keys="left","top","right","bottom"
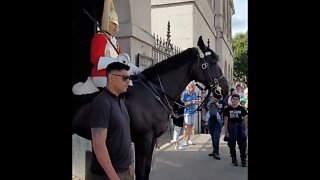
{"left": 90, "top": 33, "right": 121, "bottom": 78}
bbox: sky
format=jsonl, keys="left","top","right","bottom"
{"left": 232, "top": 0, "right": 248, "bottom": 37}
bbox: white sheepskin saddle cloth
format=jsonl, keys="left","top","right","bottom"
{"left": 72, "top": 77, "right": 99, "bottom": 95}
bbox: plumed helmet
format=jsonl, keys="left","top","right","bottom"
{"left": 109, "top": 9, "right": 119, "bottom": 25}
{"left": 101, "top": 0, "right": 119, "bottom": 33}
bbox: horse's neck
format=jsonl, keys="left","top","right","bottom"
{"left": 155, "top": 64, "right": 193, "bottom": 102}
{"left": 143, "top": 47, "right": 198, "bottom": 102}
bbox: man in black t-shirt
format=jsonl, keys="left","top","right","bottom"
{"left": 224, "top": 94, "right": 248, "bottom": 167}
{"left": 90, "top": 62, "right": 134, "bottom": 180}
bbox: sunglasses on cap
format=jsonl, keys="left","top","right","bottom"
{"left": 111, "top": 74, "right": 131, "bottom": 82}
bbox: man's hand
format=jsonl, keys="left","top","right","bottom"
{"left": 192, "top": 100, "right": 201, "bottom": 105}
{"left": 128, "top": 164, "right": 134, "bottom": 177}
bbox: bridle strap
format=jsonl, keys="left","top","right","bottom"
{"left": 196, "top": 47, "right": 220, "bottom": 89}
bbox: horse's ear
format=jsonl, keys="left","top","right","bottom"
{"left": 197, "top": 36, "right": 205, "bottom": 52}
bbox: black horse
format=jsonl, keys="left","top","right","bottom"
{"left": 73, "top": 35, "right": 229, "bottom": 179}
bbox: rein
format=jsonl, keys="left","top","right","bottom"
{"left": 135, "top": 74, "right": 177, "bottom": 117}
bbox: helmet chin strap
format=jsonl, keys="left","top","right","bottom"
{"left": 102, "top": 29, "right": 112, "bottom": 36}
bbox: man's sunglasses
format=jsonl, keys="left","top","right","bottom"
{"left": 111, "top": 74, "right": 131, "bottom": 81}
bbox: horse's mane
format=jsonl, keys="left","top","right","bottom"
{"left": 142, "top": 48, "right": 197, "bottom": 80}
{"left": 142, "top": 47, "right": 219, "bottom": 80}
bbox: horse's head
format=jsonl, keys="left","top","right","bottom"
{"left": 192, "top": 36, "right": 229, "bottom": 98}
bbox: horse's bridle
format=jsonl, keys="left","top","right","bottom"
{"left": 173, "top": 48, "right": 224, "bottom": 113}
{"left": 187, "top": 47, "right": 224, "bottom": 112}
{"left": 196, "top": 47, "right": 224, "bottom": 90}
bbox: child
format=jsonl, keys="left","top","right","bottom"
{"left": 224, "top": 94, "right": 248, "bottom": 167}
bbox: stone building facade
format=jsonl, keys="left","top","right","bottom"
{"left": 151, "top": 0, "right": 235, "bottom": 86}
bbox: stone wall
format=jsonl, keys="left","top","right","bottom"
{"left": 72, "top": 134, "right": 92, "bottom": 180}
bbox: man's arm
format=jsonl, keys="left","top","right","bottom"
{"left": 91, "top": 128, "right": 119, "bottom": 180}
{"left": 243, "top": 115, "right": 248, "bottom": 134}
{"left": 242, "top": 107, "right": 248, "bottom": 134}
{"left": 224, "top": 116, "right": 229, "bottom": 137}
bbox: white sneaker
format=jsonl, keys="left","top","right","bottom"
{"left": 178, "top": 146, "right": 186, "bottom": 150}
{"left": 183, "top": 141, "right": 188, "bottom": 146}
{"left": 187, "top": 140, "right": 193, "bottom": 145}
{"left": 174, "top": 144, "right": 178, "bottom": 149}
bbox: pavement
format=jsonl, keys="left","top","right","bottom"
{"left": 149, "top": 134, "right": 248, "bottom": 180}
{"left": 72, "top": 133, "right": 248, "bottom": 180}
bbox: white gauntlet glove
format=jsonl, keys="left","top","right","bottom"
{"left": 117, "top": 53, "right": 131, "bottom": 65}
{"left": 118, "top": 53, "right": 143, "bottom": 75}
{"left": 98, "top": 53, "right": 131, "bottom": 70}
{"left": 128, "top": 63, "right": 143, "bottom": 75}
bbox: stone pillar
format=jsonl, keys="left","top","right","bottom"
{"left": 114, "top": 0, "right": 154, "bottom": 66}
{"left": 72, "top": 134, "right": 92, "bottom": 180}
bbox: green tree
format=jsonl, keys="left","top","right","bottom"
{"left": 232, "top": 32, "right": 248, "bottom": 83}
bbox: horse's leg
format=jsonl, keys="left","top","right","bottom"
{"left": 134, "top": 133, "right": 155, "bottom": 180}
{"left": 145, "top": 137, "right": 156, "bottom": 179}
